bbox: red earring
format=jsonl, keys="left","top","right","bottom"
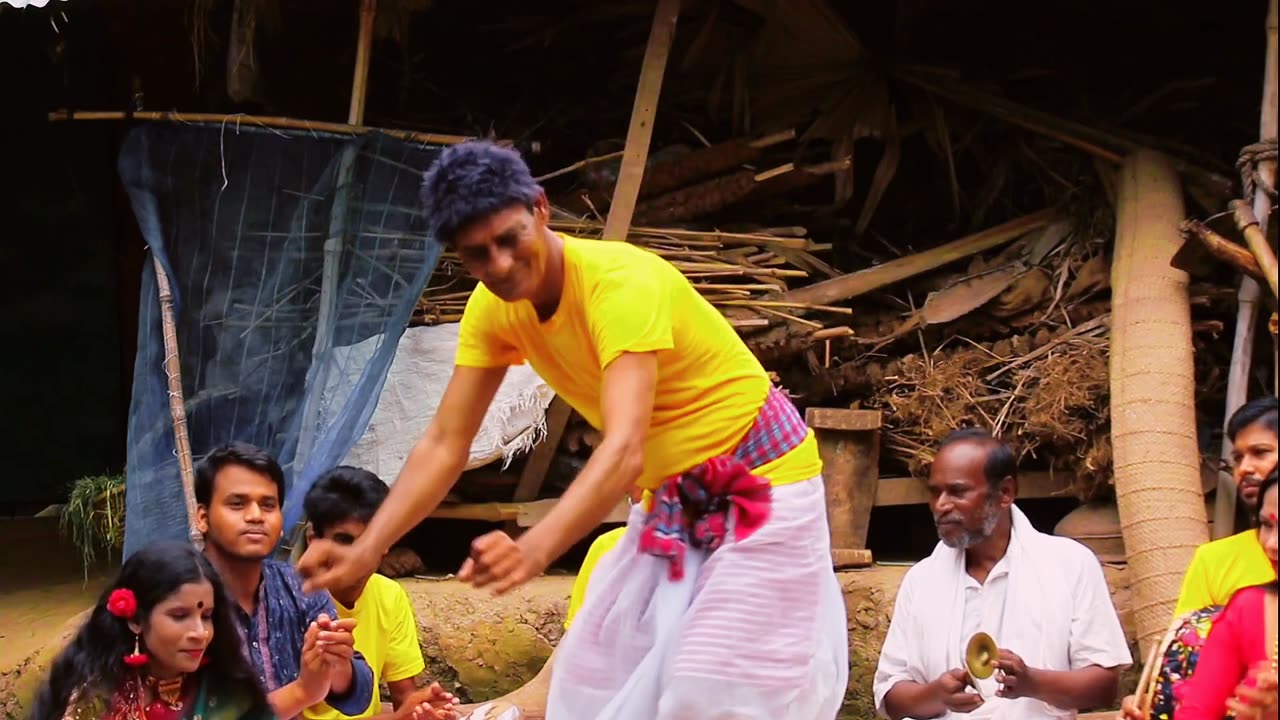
{"left": 124, "top": 634, "right": 149, "bottom": 668}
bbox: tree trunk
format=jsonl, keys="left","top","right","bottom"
{"left": 1109, "top": 150, "right": 1208, "bottom": 658}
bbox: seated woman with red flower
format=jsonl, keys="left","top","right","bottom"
{"left": 30, "top": 541, "right": 275, "bottom": 720}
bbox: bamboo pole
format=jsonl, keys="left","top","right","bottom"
{"left": 289, "top": 2, "right": 379, "bottom": 557}
{"left": 348, "top": 0, "right": 377, "bottom": 126}
{"left": 47, "top": 110, "right": 474, "bottom": 146}
{"left": 1231, "top": 200, "right": 1279, "bottom": 298}
{"left": 505, "top": 0, "right": 682, "bottom": 532}
{"left": 601, "top": 0, "right": 681, "bottom": 241}
{"left": 1180, "top": 219, "right": 1268, "bottom": 282}
{"left": 1110, "top": 149, "right": 1207, "bottom": 658}
{"left": 153, "top": 257, "right": 203, "bottom": 550}
{"left": 1215, "top": 0, "right": 1278, "bottom": 539}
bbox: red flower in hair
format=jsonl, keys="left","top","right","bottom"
{"left": 107, "top": 588, "right": 138, "bottom": 619}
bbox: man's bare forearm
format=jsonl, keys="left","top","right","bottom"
{"left": 359, "top": 427, "right": 469, "bottom": 557}
{"left": 519, "top": 436, "right": 642, "bottom": 568}
{"left": 883, "top": 681, "right": 945, "bottom": 720}
{"left": 1026, "top": 666, "right": 1119, "bottom": 711}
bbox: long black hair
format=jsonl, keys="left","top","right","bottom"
{"left": 1257, "top": 468, "right": 1279, "bottom": 593}
{"left": 30, "top": 541, "right": 268, "bottom": 720}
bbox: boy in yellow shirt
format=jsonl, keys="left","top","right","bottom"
{"left": 299, "top": 141, "right": 849, "bottom": 720}
{"left": 303, "top": 466, "right": 456, "bottom": 720}
{"left": 1173, "top": 396, "right": 1278, "bottom": 616}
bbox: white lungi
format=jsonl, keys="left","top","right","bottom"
{"left": 546, "top": 475, "right": 850, "bottom": 720}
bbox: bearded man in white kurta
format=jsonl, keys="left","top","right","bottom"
{"left": 874, "top": 429, "right": 1132, "bottom": 720}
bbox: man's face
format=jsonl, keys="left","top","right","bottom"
{"left": 927, "top": 442, "right": 1011, "bottom": 549}
{"left": 196, "top": 465, "right": 283, "bottom": 561}
{"left": 452, "top": 196, "right": 553, "bottom": 303}
{"left": 1232, "top": 420, "right": 1277, "bottom": 509}
{"left": 310, "top": 518, "right": 374, "bottom": 600}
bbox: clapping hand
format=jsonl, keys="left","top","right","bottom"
{"left": 1226, "top": 662, "right": 1279, "bottom": 720}
{"left": 398, "top": 683, "right": 459, "bottom": 720}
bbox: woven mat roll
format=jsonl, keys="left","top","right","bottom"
{"left": 1110, "top": 150, "right": 1210, "bottom": 658}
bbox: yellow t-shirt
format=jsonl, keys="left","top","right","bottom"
{"left": 564, "top": 527, "right": 628, "bottom": 630}
{"left": 304, "top": 574, "right": 425, "bottom": 720}
{"left": 1173, "top": 529, "right": 1277, "bottom": 617}
{"left": 455, "top": 235, "right": 821, "bottom": 490}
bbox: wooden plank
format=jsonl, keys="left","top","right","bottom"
{"left": 518, "top": 497, "right": 631, "bottom": 528}
{"left": 874, "top": 471, "right": 1071, "bottom": 507}
{"left": 512, "top": 397, "right": 573, "bottom": 503}
{"left": 805, "top": 407, "right": 882, "bottom": 432}
{"left": 601, "top": 0, "right": 682, "bottom": 241}
{"left": 507, "top": 397, "right": 573, "bottom": 536}
{"left": 765, "top": 210, "right": 1057, "bottom": 307}
{"left": 428, "top": 498, "right": 629, "bottom": 527}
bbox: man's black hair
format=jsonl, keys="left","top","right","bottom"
{"left": 303, "top": 465, "right": 389, "bottom": 537}
{"left": 1227, "top": 396, "right": 1279, "bottom": 441}
{"left": 419, "top": 140, "right": 543, "bottom": 246}
{"left": 936, "top": 427, "right": 1018, "bottom": 488}
{"left": 193, "top": 442, "right": 286, "bottom": 506}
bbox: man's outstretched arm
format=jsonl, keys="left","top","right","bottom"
{"left": 300, "top": 365, "right": 507, "bottom": 590}
{"left": 357, "top": 365, "right": 508, "bottom": 556}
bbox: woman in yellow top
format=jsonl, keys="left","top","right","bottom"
{"left": 298, "top": 141, "right": 849, "bottom": 719}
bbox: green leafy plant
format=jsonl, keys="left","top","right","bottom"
{"left": 60, "top": 473, "right": 126, "bottom": 578}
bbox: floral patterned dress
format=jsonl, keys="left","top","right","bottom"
{"left": 62, "top": 673, "right": 273, "bottom": 720}
{"left": 1144, "top": 605, "right": 1227, "bottom": 720}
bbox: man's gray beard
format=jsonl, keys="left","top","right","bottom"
{"left": 938, "top": 499, "right": 1002, "bottom": 549}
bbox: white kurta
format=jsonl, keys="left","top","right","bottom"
{"left": 873, "top": 505, "right": 1132, "bottom": 720}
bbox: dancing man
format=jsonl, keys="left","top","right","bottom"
{"left": 297, "top": 141, "right": 849, "bottom": 719}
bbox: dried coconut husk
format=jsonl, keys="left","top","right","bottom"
{"left": 873, "top": 330, "right": 1114, "bottom": 499}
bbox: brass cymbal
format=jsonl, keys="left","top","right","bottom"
{"left": 965, "top": 632, "right": 999, "bottom": 681}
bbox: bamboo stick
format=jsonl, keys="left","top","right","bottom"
{"left": 548, "top": 220, "right": 811, "bottom": 249}
{"left": 1216, "top": 0, "right": 1278, "bottom": 539}
{"left": 670, "top": 262, "right": 806, "bottom": 278}
{"left": 753, "top": 306, "right": 823, "bottom": 328}
{"left": 765, "top": 209, "right": 1058, "bottom": 308}
{"left": 1180, "top": 219, "right": 1268, "bottom": 282}
{"left": 47, "top": 110, "right": 475, "bottom": 146}
{"left": 718, "top": 299, "right": 853, "bottom": 314}
{"left": 153, "top": 258, "right": 203, "bottom": 550}
{"left": 813, "top": 326, "right": 855, "bottom": 340}
{"left": 1231, "top": 200, "right": 1279, "bottom": 298}
{"left": 535, "top": 150, "right": 624, "bottom": 182}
